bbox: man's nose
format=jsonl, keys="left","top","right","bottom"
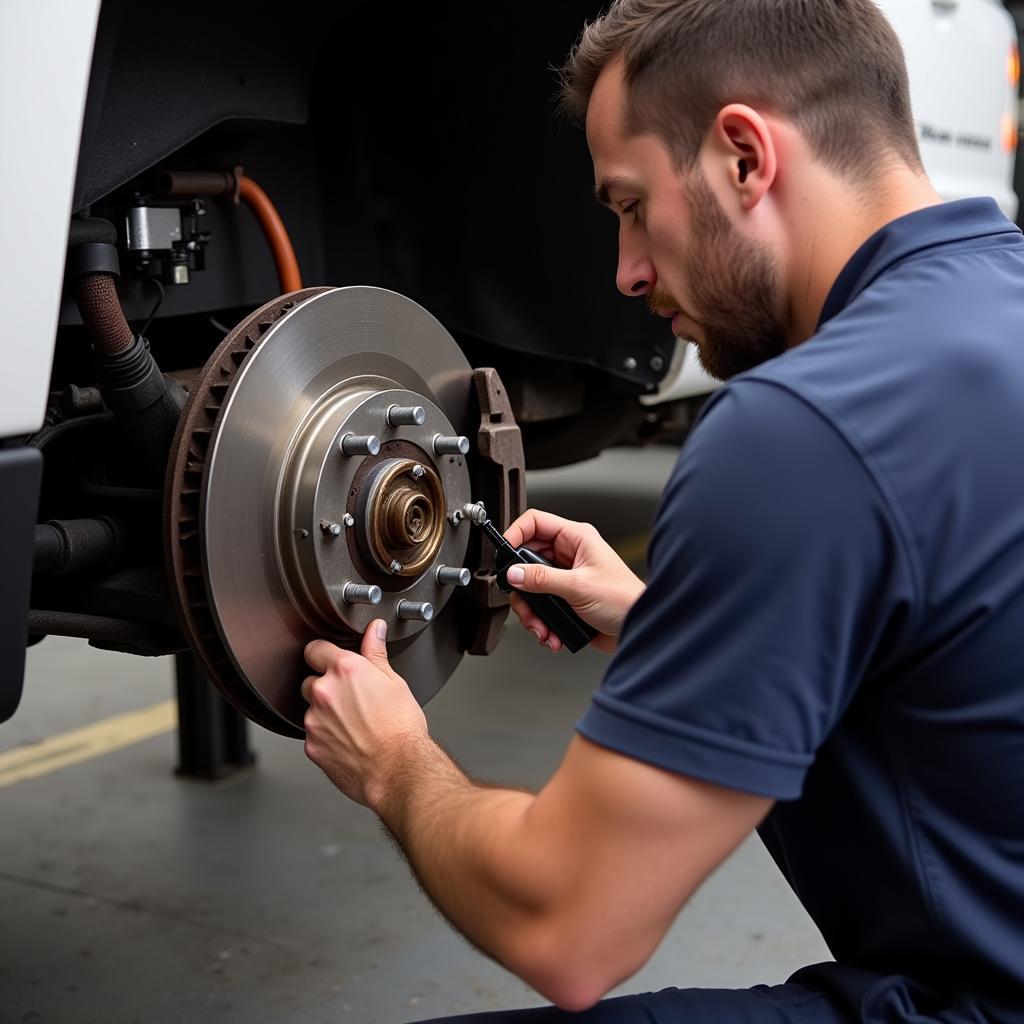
{"left": 616, "top": 248, "right": 656, "bottom": 298}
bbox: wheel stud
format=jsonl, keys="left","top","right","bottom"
{"left": 397, "top": 600, "right": 434, "bottom": 622}
{"left": 387, "top": 405, "right": 426, "bottom": 427}
{"left": 342, "top": 582, "right": 382, "bottom": 605}
{"left": 433, "top": 434, "right": 470, "bottom": 456}
{"left": 340, "top": 434, "right": 381, "bottom": 456}
{"left": 436, "top": 565, "right": 471, "bottom": 587}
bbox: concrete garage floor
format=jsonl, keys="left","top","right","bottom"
{"left": 0, "top": 448, "right": 831, "bottom": 1023}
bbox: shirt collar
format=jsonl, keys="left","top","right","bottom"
{"left": 817, "top": 197, "right": 1022, "bottom": 329}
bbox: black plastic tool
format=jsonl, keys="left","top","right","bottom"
{"left": 469, "top": 507, "right": 598, "bottom": 653}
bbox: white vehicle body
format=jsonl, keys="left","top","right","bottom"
{"left": 0, "top": 1, "right": 102, "bottom": 437}
{"left": 649, "top": 0, "right": 1021, "bottom": 403}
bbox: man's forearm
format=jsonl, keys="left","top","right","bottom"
{"left": 370, "top": 735, "right": 558, "bottom": 973}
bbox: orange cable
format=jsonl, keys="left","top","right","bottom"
{"left": 237, "top": 175, "right": 303, "bottom": 293}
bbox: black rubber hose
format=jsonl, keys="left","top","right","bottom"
{"left": 69, "top": 217, "right": 132, "bottom": 354}
{"left": 33, "top": 525, "right": 66, "bottom": 573}
{"left": 91, "top": 336, "right": 188, "bottom": 480}
{"left": 68, "top": 217, "right": 117, "bottom": 247}
{"left": 68, "top": 218, "right": 185, "bottom": 478}
{"left": 33, "top": 517, "right": 124, "bottom": 574}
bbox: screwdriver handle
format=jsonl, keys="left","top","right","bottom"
{"left": 496, "top": 547, "right": 598, "bottom": 654}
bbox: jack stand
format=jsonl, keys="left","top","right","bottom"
{"left": 173, "top": 653, "right": 256, "bottom": 780}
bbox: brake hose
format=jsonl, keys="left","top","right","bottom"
{"left": 159, "top": 169, "right": 303, "bottom": 294}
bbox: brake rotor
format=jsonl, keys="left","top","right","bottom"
{"left": 165, "top": 286, "right": 478, "bottom": 737}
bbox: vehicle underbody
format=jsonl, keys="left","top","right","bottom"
{"left": 13, "top": 1, "right": 691, "bottom": 747}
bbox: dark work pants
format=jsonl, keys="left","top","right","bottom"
{"left": 412, "top": 982, "right": 854, "bottom": 1023}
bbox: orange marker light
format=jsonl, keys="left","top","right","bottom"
{"left": 1002, "top": 112, "right": 1019, "bottom": 154}
{"left": 1009, "top": 45, "right": 1020, "bottom": 89}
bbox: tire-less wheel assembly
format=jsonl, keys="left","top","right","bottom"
{"left": 165, "top": 286, "right": 525, "bottom": 737}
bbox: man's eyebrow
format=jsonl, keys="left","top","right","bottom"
{"left": 594, "top": 177, "right": 631, "bottom": 207}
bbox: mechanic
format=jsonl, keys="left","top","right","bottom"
{"left": 300, "top": 1, "right": 1024, "bottom": 1021}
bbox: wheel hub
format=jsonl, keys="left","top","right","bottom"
{"left": 279, "top": 385, "right": 471, "bottom": 643}
{"left": 361, "top": 455, "right": 446, "bottom": 576}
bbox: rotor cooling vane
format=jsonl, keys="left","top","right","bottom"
{"left": 165, "top": 287, "right": 521, "bottom": 737}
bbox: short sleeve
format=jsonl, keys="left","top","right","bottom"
{"left": 577, "top": 380, "right": 915, "bottom": 799}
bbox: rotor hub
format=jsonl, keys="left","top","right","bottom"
{"left": 363, "top": 456, "right": 445, "bottom": 575}
{"left": 281, "top": 385, "right": 470, "bottom": 643}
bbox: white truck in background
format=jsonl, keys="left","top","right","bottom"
{"left": 654, "top": 0, "right": 1021, "bottom": 403}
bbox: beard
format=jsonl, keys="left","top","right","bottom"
{"left": 649, "top": 172, "right": 788, "bottom": 381}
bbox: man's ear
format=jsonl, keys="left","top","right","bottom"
{"left": 708, "top": 104, "right": 777, "bottom": 210}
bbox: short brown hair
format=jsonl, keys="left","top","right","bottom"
{"left": 561, "top": 0, "right": 923, "bottom": 182}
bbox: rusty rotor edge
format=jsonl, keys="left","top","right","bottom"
{"left": 163, "top": 288, "right": 331, "bottom": 738}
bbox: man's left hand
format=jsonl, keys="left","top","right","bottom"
{"left": 301, "top": 620, "right": 428, "bottom": 809}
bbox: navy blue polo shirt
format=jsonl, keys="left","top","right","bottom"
{"left": 578, "top": 199, "right": 1024, "bottom": 1020}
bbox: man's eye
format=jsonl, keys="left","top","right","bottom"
{"left": 621, "top": 202, "right": 640, "bottom": 222}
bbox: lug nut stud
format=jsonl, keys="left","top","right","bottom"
{"left": 433, "top": 434, "right": 470, "bottom": 456}
{"left": 436, "top": 565, "right": 471, "bottom": 587}
{"left": 397, "top": 600, "right": 434, "bottom": 622}
{"left": 340, "top": 433, "right": 381, "bottom": 457}
{"left": 387, "top": 404, "right": 426, "bottom": 427}
{"left": 342, "top": 582, "right": 382, "bottom": 605}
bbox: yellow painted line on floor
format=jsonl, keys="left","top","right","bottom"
{"left": 0, "top": 700, "right": 176, "bottom": 789}
{"left": 0, "top": 538, "right": 650, "bottom": 790}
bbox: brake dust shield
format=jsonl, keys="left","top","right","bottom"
{"left": 165, "top": 286, "right": 506, "bottom": 738}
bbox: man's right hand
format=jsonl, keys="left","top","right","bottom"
{"left": 503, "top": 509, "right": 645, "bottom": 654}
